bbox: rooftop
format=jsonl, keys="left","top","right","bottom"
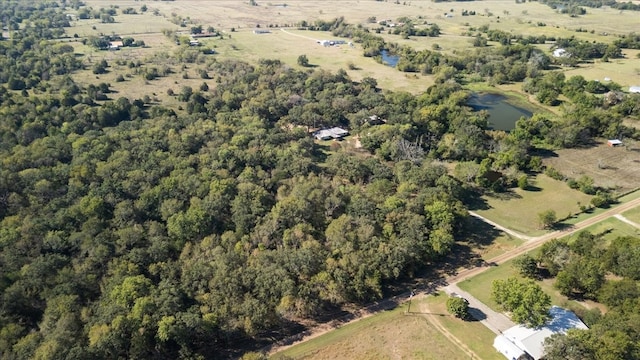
{"left": 494, "top": 306, "right": 588, "bottom": 360}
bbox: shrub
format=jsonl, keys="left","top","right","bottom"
{"left": 517, "top": 175, "right": 529, "bottom": 190}
{"left": 446, "top": 296, "right": 469, "bottom": 319}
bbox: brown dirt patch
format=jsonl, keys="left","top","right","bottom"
{"left": 543, "top": 140, "right": 640, "bottom": 194}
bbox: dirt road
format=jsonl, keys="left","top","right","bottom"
{"left": 268, "top": 196, "right": 640, "bottom": 355}
{"left": 449, "top": 195, "right": 640, "bottom": 284}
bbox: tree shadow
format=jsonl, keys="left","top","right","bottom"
{"left": 523, "top": 185, "right": 542, "bottom": 192}
{"left": 553, "top": 222, "right": 575, "bottom": 232}
{"left": 485, "top": 189, "right": 522, "bottom": 201}
{"left": 465, "top": 194, "right": 491, "bottom": 211}
{"left": 464, "top": 216, "right": 505, "bottom": 247}
{"left": 530, "top": 148, "right": 558, "bottom": 158}
{"left": 467, "top": 307, "right": 488, "bottom": 322}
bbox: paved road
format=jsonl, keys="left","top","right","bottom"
{"left": 444, "top": 284, "right": 516, "bottom": 334}
{"left": 449, "top": 195, "right": 640, "bottom": 284}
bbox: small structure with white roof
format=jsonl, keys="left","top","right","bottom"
{"left": 552, "top": 48, "right": 570, "bottom": 58}
{"left": 607, "top": 139, "right": 623, "bottom": 147}
{"left": 314, "top": 127, "right": 349, "bottom": 140}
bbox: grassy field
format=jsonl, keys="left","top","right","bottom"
{"left": 457, "top": 257, "right": 595, "bottom": 317}
{"left": 458, "top": 215, "right": 525, "bottom": 262}
{"left": 562, "top": 49, "right": 640, "bottom": 89}
{"left": 423, "top": 293, "right": 504, "bottom": 360}
{"left": 567, "top": 217, "right": 640, "bottom": 243}
{"left": 87, "top": 0, "right": 640, "bottom": 40}
{"left": 472, "top": 174, "right": 593, "bottom": 236}
{"left": 622, "top": 205, "right": 640, "bottom": 224}
{"left": 271, "top": 299, "right": 470, "bottom": 360}
{"left": 543, "top": 140, "right": 640, "bottom": 194}
{"left": 73, "top": 0, "right": 640, "bottom": 96}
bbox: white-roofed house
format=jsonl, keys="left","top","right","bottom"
{"left": 552, "top": 48, "right": 570, "bottom": 58}
{"left": 314, "top": 127, "right": 349, "bottom": 140}
{"left": 630, "top": 86, "right": 640, "bottom": 93}
{"left": 493, "top": 306, "right": 588, "bottom": 360}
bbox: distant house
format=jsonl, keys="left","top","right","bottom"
{"left": 552, "top": 48, "right": 570, "bottom": 58}
{"left": 314, "top": 127, "right": 349, "bottom": 140}
{"left": 608, "top": 139, "right": 623, "bottom": 147}
{"left": 109, "top": 41, "right": 123, "bottom": 50}
{"left": 630, "top": 86, "right": 640, "bottom": 93}
{"left": 253, "top": 29, "right": 271, "bottom": 34}
{"left": 493, "top": 306, "right": 588, "bottom": 360}
{"left": 189, "top": 39, "right": 200, "bottom": 46}
{"left": 365, "top": 115, "right": 385, "bottom": 125}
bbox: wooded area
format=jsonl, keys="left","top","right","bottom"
{"left": 1, "top": 0, "right": 640, "bottom": 359}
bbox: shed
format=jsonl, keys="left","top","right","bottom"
{"left": 109, "top": 41, "right": 123, "bottom": 50}
{"left": 552, "top": 48, "right": 570, "bottom": 58}
{"left": 314, "top": 127, "right": 349, "bottom": 140}
{"left": 630, "top": 86, "right": 640, "bottom": 93}
{"left": 607, "top": 139, "right": 623, "bottom": 147}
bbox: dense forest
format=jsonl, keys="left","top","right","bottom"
{"left": 1, "top": 1, "right": 640, "bottom": 359}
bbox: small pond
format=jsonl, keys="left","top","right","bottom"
{"left": 467, "top": 93, "right": 532, "bottom": 131}
{"left": 380, "top": 50, "right": 400, "bottom": 67}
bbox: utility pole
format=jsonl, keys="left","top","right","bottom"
{"left": 407, "top": 290, "right": 415, "bottom": 313}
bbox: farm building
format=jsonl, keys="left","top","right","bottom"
{"left": 630, "top": 86, "right": 640, "bottom": 93}
{"left": 552, "top": 48, "right": 570, "bottom": 58}
{"left": 314, "top": 127, "right": 349, "bottom": 140}
{"left": 109, "top": 41, "right": 123, "bottom": 50}
{"left": 365, "top": 115, "right": 385, "bottom": 125}
{"left": 493, "top": 307, "right": 588, "bottom": 360}
{"left": 607, "top": 139, "right": 623, "bottom": 147}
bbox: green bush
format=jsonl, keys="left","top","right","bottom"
{"left": 446, "top": 296, "right": 469, "bottom": 319}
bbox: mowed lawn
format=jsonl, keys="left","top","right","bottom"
{"left": 473, "top": 174, "right": 593, "bottom": 236}
{"left": 458, "top": 215, "right": 525, "bottom": 262}
{"left": 458, "top": 256, "right": 594, "bottom": 317}
{"left": 622, "top": 205, "right": 640, "bottom": 225}
{"left": 272, "top": 300, "right": 470, "bottom": 360}
{"left": 458, "top": 217, "right": 637, "bottom": 316}
{"left": 568, "top": 217, "right": 640, "bottom": 243}
{"left": 423, "top": 293, "right": 504, "bottom": 360}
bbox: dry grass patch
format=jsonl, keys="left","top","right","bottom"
{"left": 543, "top": 141, "right": 640, "bottom": 194}
{"left": 75, "top": 0, "right": 640, "bottom": 95}
{"left": 561, "top": 49, "right": 640, "bottom": 88}
{"left": 272, "top": 300, "right": 469, "bottom": 360}
{"left": 473, "top": 174, "right": 593, "bottom": 236}
{"left": 424, "top": 293, "right": 504, "bottom": 360}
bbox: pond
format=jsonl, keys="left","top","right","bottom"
{"left": 467, "top": 93, "right": 532, "bottom": 131}
{"left": 380, "top": 50, "right": 400, "bottom": 67}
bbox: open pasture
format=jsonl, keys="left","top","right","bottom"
{"left": 561, "top": 49, "right": 640, "bottom": 89}
{"left": 74, "top": 0, "right": 640, "bottom": 96}
{"left": 420, "top": 293, "right": 504, "bottom": 360}
{"left": 543, "top": 140, "right": 640, "bottom": 194}
{"left": 472, "top": 174, "right": 594, "bottom": 236}
{"left": 272, "top": 299, "right": 470, "bottom": 360}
